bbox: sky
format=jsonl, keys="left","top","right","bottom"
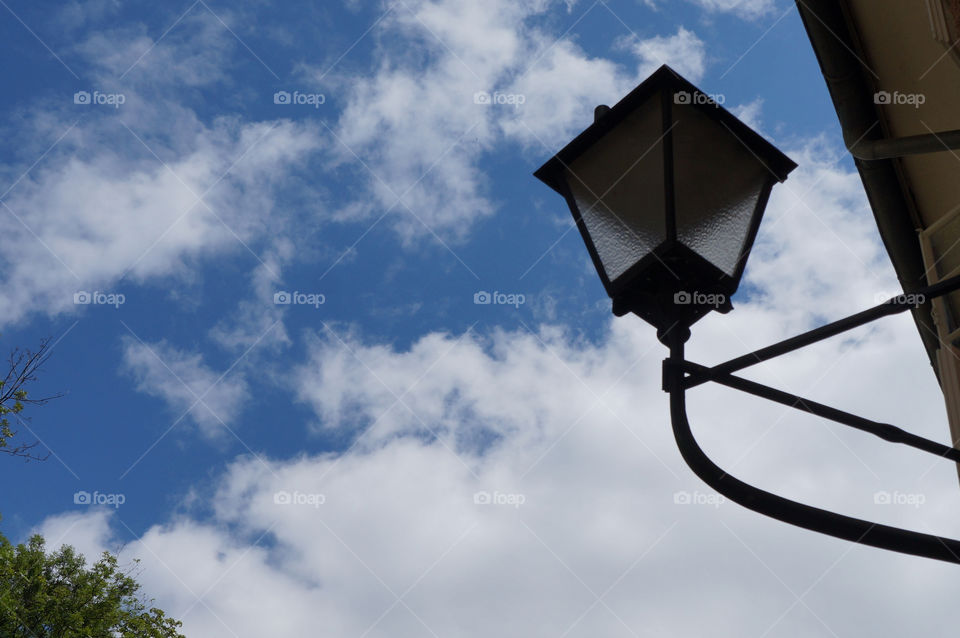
{"left": 1, "top": 0, "right": 960, "bottom": 635}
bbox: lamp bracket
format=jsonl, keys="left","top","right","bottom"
{"left": 661, "top": 270, "right": 960, "bottom": 564}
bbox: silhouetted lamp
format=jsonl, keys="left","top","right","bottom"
{"left": 533, "top": 66, "right": 960, "bottom": 566}
{"left": 534, "top": 65, "right": 796, "bottom": 340}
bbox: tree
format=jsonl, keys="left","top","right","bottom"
{"left": 0, "top": 526, "right": 185, "bottom": 637}
{"left": 0, "top": 339, "right": 62, "bottom": 461}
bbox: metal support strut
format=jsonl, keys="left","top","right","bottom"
{"left": 663, "top": 272, "right": 960, "bottom": 564}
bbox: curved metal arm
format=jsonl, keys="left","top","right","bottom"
{"left": 666, "top": 335, "right": 960, "bottom": 565}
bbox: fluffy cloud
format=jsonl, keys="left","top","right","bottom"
{"left": 500, "top": 27, "right": 707, "bottom": 150}
{"left": 44, "top": 307, "right": 960, "bottom": 636}
{"left": 75, "top": 11, "right": 235, "bottom": 88}
{"left": 618, "top": 26, "right": 708, "bottom": 81}
{"left": 686, "top": 0, "right": 777, "bottom": 19}
{"left": 35, "top": 509, "right": 115, "bottom": 561}
{"left": 329, "top": 0, "right": 708, "bottom": 239}
{"left": 209, "top": 251, "right": 292, "bottom": 354}
{"left": 0, "top": 5, "right": 326, "bottom": 328}
{"left": 0, "top": 116, "right": 321, "bottom": 326}
{"left": 121, "top": 337, "right": 249, "bottom": 437}
{"left": 327, "top": 0, "right": 528, "bottom": 242}
{"left": 731, "top": 96, "right": 765, "bottom": 130}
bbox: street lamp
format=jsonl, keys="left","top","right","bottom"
{"left": 534, "top": 65, "right": 795, "bottom": 341}
{"left": 535, "top": 64, "right": 960, "bottom": 565}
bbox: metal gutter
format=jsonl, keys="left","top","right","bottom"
{"left": 794, "top": 0, "right": 942, "bottom": 380}
{"left": 847, "top": 128, "right": 960, "bottom": 160}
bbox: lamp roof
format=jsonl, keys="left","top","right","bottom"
{"left": 534, "top": 65, "right": 798, "bottom": 194}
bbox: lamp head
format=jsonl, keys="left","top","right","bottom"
{"left": 535, "top": 65, "right": 796, "bottom": 337}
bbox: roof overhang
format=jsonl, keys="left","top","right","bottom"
{"left": 794, "top": 0, "right": 960, "bottom": 381}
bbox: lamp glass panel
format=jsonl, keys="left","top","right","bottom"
{"left": 672, "top": 102, "right": 771, "bottom": 277}
{"left": 565, "top": 96, "right": 665, "bottom": 283}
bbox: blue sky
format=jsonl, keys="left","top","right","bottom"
{"left": 1, "top": 1, "right": 958, "bottom": 635}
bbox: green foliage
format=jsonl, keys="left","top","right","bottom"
{"left": 0, "top": 527, "right": 185, "bottom": 637}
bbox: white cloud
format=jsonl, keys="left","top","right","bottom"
{"left": 499, "top": 40, "right": 628, "bottom": 150}
{"left": 209, "top": 248, "right": 292, "bottom": 353}
{"left": 617, "top": 26, "right": 708, "bottom": 82}
{"left": 121, "top": 338, "right": 249, "bottom": 437}
{"left": 35, "top": 509, "right": 114, "bottom": 561}
{"left": 76, "top": 12, "right": 234, "bottom": 89}
{"left": 329, "top": 2, "right": 709, "bottom": 239}
{"left": 501, "top": 26, "right": 706, "bottom": 147}
{"left": 326, "top": 0, "right": 538, "bottom": 242}
{"left": 0, "top": 6, "right": 327, "bottom": 329}
{"left": 731, "top": 96, "right": 764, "bottom": 131}
{"left": 0, "top": 117, "right": 321, "bottom": 327}
{"left": 44, "top": 306, "right": 960, "bottom": 635}
{"left": 326, "top": 0, "right": 533, "bottom": 241}
{"left": 54, "top": 0, "right": 120, "bottom": 33}
{"left": 745, "top": 137, "right": 895, "bottom": 330}
{"left": 686, "top": 0, "right": 777, "bottom": 19}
